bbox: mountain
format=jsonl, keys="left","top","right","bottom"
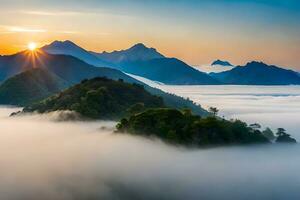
{"left": 0, "top": 50, "right": 137, "bottom": 84}
{"left": 0, "top": 50, "right": 208, "bottom": 115}
{"left": 211, "top": 59, "right": 233, "bottom": 66}
{"left": 91, "top": 43, "right": 165, "bottom": 64}
{"left": 210, "top": 61, "right": 300, "bottom": 85}
{"left": 119, "top": 58, "right": 220, "bottom": 85}
{"left": 0, "top": 68, "right": 68, "bottom": 105}
{"left": 92, "top": 43, "right": 219, "bottom": 85}
{"left": 42, "top": 40, "right": 115, "bottom": 68}
{"left": 23, "top": 77, "right": 165, "bottom": 119}
{"left": 41, "top": 41, "right": 219, "bottom": 85}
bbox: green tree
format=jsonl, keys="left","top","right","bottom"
{"left": 276, "top": 128, "right": 286, "bottom": 137}
{"left": 262, "top": 128, "right": 275, "bottom": 141}
{"left": 209, "top": 107, "right": 219, "bottom": 117}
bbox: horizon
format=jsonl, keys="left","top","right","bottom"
{"left": 0, "top": 0, "right": 299, "bottom": 70}
{"left": 2, "top": 39, "right": 292, "bottom": 70}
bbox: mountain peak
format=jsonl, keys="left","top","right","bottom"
{"left": 48, "top": 40, "right": 77, "bottom": 47}
{"left": 128, "top": 43, "right": 155, "bottom": 52}
{"left": 211, "top": 59, "right": 233, "bottom": 66}
{"left": 131, "top": 43, "right": 147, "bottom": 49}
{"left": 245, "top": 61, "right": 268, "bottom": 68}
{"left": 94, "top": 43, "right": 165, "bottom": 63}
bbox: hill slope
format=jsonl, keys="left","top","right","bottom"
{"left": 0, "top": 68, "right": 68, "bottom": 105}
{"left": 24, "top": 77, "right": 165, "bottom": 119}
{"left": 120, "top": 58, "right": 220, "bottom": 85}
{"left": 211, "top": 61, "right": 300, "bottom": 85}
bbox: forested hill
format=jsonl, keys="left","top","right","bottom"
{"left": 23, "top": 77, "right": 165, "bottom": 119}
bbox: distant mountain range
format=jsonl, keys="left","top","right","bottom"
{"left": 211, "top": 61, "right": 300, "bottom": 85}
{"left": 42, "top": 40, "right": 115, "bottom": 68}
{"left": 1, "top": 40, "right": 299, "bottom": 87}
{"left": 211, "top": 60, "right": 233, "bottom": 66}
{"left": 91, "top": 43, "right": 165, "bottom": 63}
{"left": 43, "top": 41, "right": 219, "bottom": 85}
{"left": 41, "top": 40, "right": 300, "bottom": 85}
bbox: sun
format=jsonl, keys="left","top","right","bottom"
{"left": 28, "top": 42, "right": 37, "bottom": 51}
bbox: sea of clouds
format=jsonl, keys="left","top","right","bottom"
{"left": 1, "top": 105, "right": 300, "bottom": 200}
{"left": 153, "top": 85, "right": 300, "bottom": 140}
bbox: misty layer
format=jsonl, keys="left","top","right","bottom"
{"left": 143, "top": 84, "right": 300, "bottom": 140}
{"left": 1, "top": 107, "right": 300, "bottom": 200}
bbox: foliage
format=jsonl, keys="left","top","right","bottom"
{"left": 117, "top": 108, "right": 272, "bottom": 147}
{"left": 209, "top": 107, "right": 219, "bottom": 117}
{"left": 262, "top": 128, "right": 276, "bottom": 141}
{"left": 23, "top": 77, "right": 164, "bottom": 119}
{"left": 275, "top": 128, "right": 297, "bottom": 143}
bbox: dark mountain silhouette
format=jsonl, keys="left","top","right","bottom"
{"left": 119, "top": 58, "right": 220, "bottom": 85}
{"left": 0, "top": 50, "right": 136, "bottom": 84}
{"left": 210, "top": 61, "right": 300, "bottom": 85}
{"left": 41, "top": 41, "right": 219, "bottom": 85}
{"left": 211, "top": 59, "right": 233, "bottom": 66}
{"left": 0, "top": 68, "right": 69, "bottom": 105}
{"left": 0, "top": 50, "right": 208, "bottom": 115}
{"left": 91, "top": 43, "right": 165, "bottom": 64}
{"left": 92, "top": 43, "right": 219, "bottom": 85}
{"left": 42, "top": 40, "right": 115, "bottom": 68}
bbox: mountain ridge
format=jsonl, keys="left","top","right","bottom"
{"left": 42, "top": 40, "right": 115, "bottom": 68}
{"left": 211, "top": 61, "right": 300, "bottom": 85}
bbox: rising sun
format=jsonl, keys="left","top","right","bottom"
{"left": 28, "top": 42, "right": 37, "bottom": 51}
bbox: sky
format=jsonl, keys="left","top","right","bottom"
{"left": 0, "top": 0, "right": 299, "bottom": 70}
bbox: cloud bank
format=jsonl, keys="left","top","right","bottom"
{"left": 0, "top": 107, "right": 300, "bottom": 200}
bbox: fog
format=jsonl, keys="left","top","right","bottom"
{"left": 0, "top": 106, "right": 300, "bottom": 200}
{"left": 129, "top": 75, "right": 300, "bottom": 141}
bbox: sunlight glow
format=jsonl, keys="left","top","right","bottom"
{"left": 28, "top": 42, "right": 37, "bottom": 51}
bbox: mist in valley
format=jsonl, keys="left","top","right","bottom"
{"left": 0, "top": 106, "right": 300, "bottom": 200}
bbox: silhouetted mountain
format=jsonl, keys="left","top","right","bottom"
{"left": 42, "top": 40, "right": 115, "bottom": 68}
{"left": 119, "top": 58, "right": 220, "bottom": 85}
{"left": 91, "top": 43, "right": 164, "bottom": 64}
{"left": 0, "top": 50, "right": 136, "bottom": 84}
{"left": 92, "top": 43, "right": 219, "bottom": 84}
{"left": 210, "top": 61, "right": 300, "bottom": 85}
{"left": 211, "top": 59, "right": 233, "bottom": 66}
{"left": 41, "top": 41, "right": 219, "bottom": 85}
{"left": 0, "top": 68, "right": 68, "bottom": 105}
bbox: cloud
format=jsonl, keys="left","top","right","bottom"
{"left": 19, "top": 10, "right": 84, "bottom": 16}
{"left": 8, "top": 26, "right": 47, "bottom": 33}
{"left": 0, "top": 106, "right": 300, "bottom": 200}
{"left": 0, "top": 25, "right": 81, "bottom": 35}
{"left": 0, "top": 25, "right": 47, "bottom": 33}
